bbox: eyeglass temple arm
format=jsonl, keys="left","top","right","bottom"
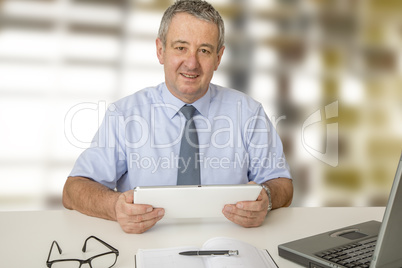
{"left": 82, "top": 236, "right": 119, "bottom": 254}
{"left": 46, "top": 241, "right": 62, "bottom": 264}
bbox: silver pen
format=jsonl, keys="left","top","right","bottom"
{"left": 179, "top": 250, "right": 239, "bottom": 256}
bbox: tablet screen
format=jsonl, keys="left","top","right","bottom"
{"left": 133, "top": 184, "right": 262, "bottom": 218}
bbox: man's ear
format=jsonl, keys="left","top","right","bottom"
{"left": 156, "top": 38, "right": 164, "bottom": 65}
{"left": 214, "top": 45, "right": 225, "bottom": 71}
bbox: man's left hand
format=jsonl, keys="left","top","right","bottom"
{"left": 222, "top": 181, "right": 269, "bottom": 228}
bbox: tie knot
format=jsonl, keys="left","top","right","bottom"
{"left": 180, "top": 105, "right": 196, "bottom": 120}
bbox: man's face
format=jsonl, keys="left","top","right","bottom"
{"left": 156, "top": 12, "right": 225, "bottom": 103}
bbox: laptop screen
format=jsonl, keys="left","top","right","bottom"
{"left": 371, "top": 153, "right": 402, "bottom": 268}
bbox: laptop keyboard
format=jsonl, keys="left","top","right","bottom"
{"left": 315, "top": 237, "right": 377, "bottom": 268}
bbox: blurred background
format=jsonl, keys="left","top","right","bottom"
{"left": 0, "top": 0, "right": 401, "bottom": 211}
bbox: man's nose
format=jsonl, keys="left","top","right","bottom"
{"left": 184, "top": 51, "right": 199, "bottom": 69}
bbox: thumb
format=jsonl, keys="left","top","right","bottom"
{"left": 247, "top": 181, "right": 262, "bottom": 200}
{"left": 123, "top": 189, "right": 134, "bottom": 204}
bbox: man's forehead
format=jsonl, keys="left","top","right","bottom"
{"left": 167, "top": 13, "right": 219, "bottom": 46}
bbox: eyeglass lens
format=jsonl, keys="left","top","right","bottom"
{"left": 50, "top": 252, "right": 117, "bottom": 268}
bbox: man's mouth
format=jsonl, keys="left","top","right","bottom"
{"left": 181, "top": 73, "right": 199, "bottom": 79}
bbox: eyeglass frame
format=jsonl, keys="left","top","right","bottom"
{"left": 46, "top": 235, "right": 119, "bottom": 268}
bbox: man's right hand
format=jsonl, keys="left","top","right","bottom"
{"left": 115, "top": 190, "right": 165, "bottom": 234}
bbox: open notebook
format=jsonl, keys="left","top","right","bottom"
{"left": 135, "top": 237, "right": 278, "bottom": 268}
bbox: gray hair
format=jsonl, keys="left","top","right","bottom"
{"left": 158, "top": 0, "right": 225, "bottom": 53}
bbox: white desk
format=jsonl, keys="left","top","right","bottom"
{"left": 0, "top": 207, "right": 384, "bottom": 267}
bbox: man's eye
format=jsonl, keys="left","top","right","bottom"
{"left": 176, "top": 47, "right": 185, "bottom": 51}
{"left": 201, "top": 49, "right": 210, "bottom": 54}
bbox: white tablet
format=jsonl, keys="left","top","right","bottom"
{"left": 133, "top": 184, "right": 262, "bottom": 218}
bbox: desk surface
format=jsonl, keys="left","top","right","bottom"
{"left": 0, "top": 207, "right": 384, "bottom": 267}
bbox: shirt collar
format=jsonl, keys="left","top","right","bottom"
{"left": 160, "top": 83, "right": 211, "bottom": 119}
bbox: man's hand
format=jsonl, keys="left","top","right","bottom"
{"left": 222, "top": 182, "right": 269, "bottom": 228}
{"left": 115, "top": 190, "right": 165, "bottom": 234}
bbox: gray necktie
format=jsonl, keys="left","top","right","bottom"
{"left": 177, "top": 105, "right": 201, "bottom": 185}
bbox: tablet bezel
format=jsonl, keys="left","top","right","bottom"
{"left": 133, "top": 184, "right": 262, "bottom": 218}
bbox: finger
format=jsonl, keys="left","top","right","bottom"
{"left": 116, "top": 196, "right": 163, "bottom": 224}
{"left": 115, "top": 192, "right": 165, "bottom": 234}
{"left": 120, "top": 213, "right": 164, "bottom": 234}
{"left": 245, "top": 181, "right": 265, "bottom": 202}
{"left": 236, "top": 186, "right": 268, "bottom": 210}
{"left": 117, "top": 192, "right": 153, "bottom": 215}
{"left": 126, "top": 207, "right": 165, "bottom": 223}
{"left": 223, "top": 202, "right": 268, "bottom": 221}
{"left": 233, "top": 204, "right": 263, "bottom": 218}
{"left": 117, "top": 207, "right": 165, "bottom": 234}
{"left": 222, "top": 204, "right": 260, "bottom": 220}
{"left": 235, "top": 197, "right": 267, "bottom": 213}
{"left": 222, "top": 205, "right": 264, "bottom": 228}
{"left": 125, "top": 202, "right": 154, "bottom": 216}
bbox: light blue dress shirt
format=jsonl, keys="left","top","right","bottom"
{"left": 69, "top": 83, "right": 291, "bottom": 192}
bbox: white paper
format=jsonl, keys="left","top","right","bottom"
{"left": 135, "top": 237, "right": 277, "bottom": 268}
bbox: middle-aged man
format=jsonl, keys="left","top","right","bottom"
{"left": 63, "top": 0, "right": 293, "bottom": 234}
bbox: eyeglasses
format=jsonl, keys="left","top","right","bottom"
{"left": 46, "top": 236, "right": 119, "bottom": 268}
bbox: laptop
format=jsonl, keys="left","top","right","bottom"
{"left": 278, "top": 152, "right": 402, "bottom": 268}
